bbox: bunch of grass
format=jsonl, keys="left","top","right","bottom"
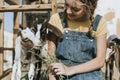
{"left": 30, "top": 48, "right": 65, "bottom": 80}
{"left": 39, "top": 55, "right": 65, "bottom": 80}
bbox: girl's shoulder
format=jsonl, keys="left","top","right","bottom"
{"left": 95, "top": 14, "right": 108, "bottom": 37}
{"left": 50, "top": 13, "right": 60, "bottom": 20}
{"left": 48, "top": 13, "right": 64, "bottom": 37}
{"left": 48, "top": 13, "right": 61, "bottom": 25}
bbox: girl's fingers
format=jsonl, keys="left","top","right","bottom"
{"left": 56, "top": 72, "right": 62, "bottom": 75}
{"left": 50, "top": 63, "right": 61, "bottom": 70}
{"left": 50, "top": 63, "right": 67, "bottom": 75}
{"left": 54, "top": 68, "right": 59, "bottom": 72}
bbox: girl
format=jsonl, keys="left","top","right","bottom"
{"left": 48, "top": 0, "right": 108, "bottom": 80}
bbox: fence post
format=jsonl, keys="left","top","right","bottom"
{"left": 52, "top": 0, "right": 57, "bottom": 14}
{"left": 0, "top": 0, "right": 4, "bottom": 77}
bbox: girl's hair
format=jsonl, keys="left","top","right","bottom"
{"left": 80, "top": 0, "right": 99, "bottom": 37}
{"left": 64, "top": 0, "right": 99, "bottom": 37}
{"left": 80, "top": 0, "right": 98, "bottom": 15}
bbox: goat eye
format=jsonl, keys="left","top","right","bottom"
{"left": 22, "top": 38, "right": 29, "bottom": 41}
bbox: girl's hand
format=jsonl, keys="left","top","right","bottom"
{"left": 50, "top": 63, "right": 73, "bottom": 76}
{"left": 49, "top": 73, "right": 56, "bottom": 80}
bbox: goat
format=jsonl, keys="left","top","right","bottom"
{"left": 105, "top": 34, "right": 120, "bottom": 80}
{"left": 11, "top": 18, "right": 64, "bottom": 80}
{"left": 11, "top": 23, "right": 48, "bottom": 80}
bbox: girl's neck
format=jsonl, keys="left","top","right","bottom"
{"left": 71, "top": 13, "right": 90, "bottom": 22}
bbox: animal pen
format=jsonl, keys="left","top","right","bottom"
{"left": 0, "top": 0, "right": 64, "bottom": 80}
{"left": 0, "top": 0, "right": 120, "bottom": 80}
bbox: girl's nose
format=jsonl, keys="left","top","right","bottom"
{"left": 66, "top": 7, "right": 72, "bottom": 14}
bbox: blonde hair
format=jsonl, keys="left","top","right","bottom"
{"left": 64, "top": 0, "right": 99, "bottom": 37}
{"left": 80, "top": 0, "right": 99, "bottom": 37}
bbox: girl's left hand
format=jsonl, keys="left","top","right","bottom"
{"left": 50, "top": 63, "right": 72, "bottom": 76}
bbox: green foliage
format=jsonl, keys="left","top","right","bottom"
{"left": 30, "top": 48, "right": 65, "bottom": 80}
{"left": 40, "top": 55, "right": 65, "bottom": 80}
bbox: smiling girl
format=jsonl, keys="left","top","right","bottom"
{"left": 48, "top": 0, "right": 108, "bottom": 80}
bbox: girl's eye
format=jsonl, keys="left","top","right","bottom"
{"left": 71, "top": 7, "right": 80, "bottom": 12}
{"left": 64, "top": 3, "right": 69, "bottom": 7}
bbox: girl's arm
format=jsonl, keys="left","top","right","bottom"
{"left": 48, "top": 40, "right": 57, "bottom": 80}
{"left": 49, "top": 73, "right": 56, "bottom": 80}
{"left": 69, "top": 33, "right": 107, "bottom": 75}
{"left": 47, "top": 32, "right": 59, "bottom": 79}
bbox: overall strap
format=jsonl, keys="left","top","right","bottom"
{"left": 59, "top": 12, "right": 102, "bottom": 31}
{"left": 92, "top": 15, "right": 102, "bottom": 31}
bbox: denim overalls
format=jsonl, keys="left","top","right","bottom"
{"left": 56, "top": 14, "right": 105, "bottom": 80}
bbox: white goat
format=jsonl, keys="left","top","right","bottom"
{"left": 11, "top": 24, "right": 44, "bottom": 80}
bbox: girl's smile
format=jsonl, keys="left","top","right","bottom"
{"left": 65, "top": 0, "right": 89, "bottom": 21}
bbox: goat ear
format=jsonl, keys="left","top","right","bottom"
{"left": 18, "top": 24, "right": 23, "bottom": 32}
{"left": 37, "top": 24, "right": 42, "bottom": 30}
{"left": 19, "top": 24, "right": 24, "bottom": 30}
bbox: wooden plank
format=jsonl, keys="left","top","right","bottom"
{"left": 117, "top": 19, "right": 120, "bottom": 36}
{"left": 22, "top": 12, "right": 27, "bottom": 27}
{"left": 13, "top": 0, "right": 19, "bottom": 48}
{"left": 4, "top": 0, "right": 18, "bottom": 5}
{"left": 0, "top": 69, "right": 11, "bottom": 80}
{"left": 0, "top": 4, "right": 52, "bottom": 12}
{"left": 0, "top": 4, "right": 64, "bottom": 12}
{"left": 57, "top": 0, "right": 65, "bottom": 4}
{"left": 57, "top": 3, "right": 64, "bottom": 9}
{"left": 0, "top": 0, "right": 4, "bottom": 76}
{"left": 13, "top": 12, "right": 19, "bottom": 47}
{"left": 0, "top": 47, "right": 13, "bottom": 51}
{"left": 51, "top": 0, "right": 57, "bottom": 14}
{"left": 0, "top": 19, "right": 2, "bottom": 23}
{"left": 22, "top": 0, "right": 27, "bottom": 27}
{"left": 4, "top": 47, "right": 14, "bottom": 51}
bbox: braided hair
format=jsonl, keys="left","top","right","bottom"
{"left": 80, "top": 0, "right": 99, "bottom": 37}
{"left": 64, "top": 0, "right": 99, "bottom": 37}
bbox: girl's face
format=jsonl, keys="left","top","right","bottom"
{"left": 65, "top": 0, "right": 88, "bottom": 21}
